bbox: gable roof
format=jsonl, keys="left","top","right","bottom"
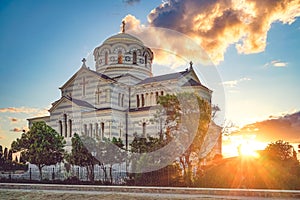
{"left": 49, "top": 96, "right": 95, "bottom": 112}
{"left": 69, "top": 96, "right": 95, "bottom": 109}
{"left": 59, "top": 66, "right": 115, "bottom": 90}
{"left": 182, "top": 79, "right": 211, "bottom": 91}
{"left": 136, "top": 70, "right": 189, "bottom": 85}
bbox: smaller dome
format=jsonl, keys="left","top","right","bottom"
{"left": 103, "top": 33, "right": 144, "bottom": 46}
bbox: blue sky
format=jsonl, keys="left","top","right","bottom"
{"left": 0, "top": 0, "right": 299, "bottom": 150}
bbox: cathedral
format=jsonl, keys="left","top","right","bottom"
{"left": 28, "top": 24, "right": 218, "bottom": 155}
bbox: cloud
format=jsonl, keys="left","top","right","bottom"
{"left": 0, "top": 107, "right": 48, "bottom": 116}
{"left": 123, "top": 14, "right": 212, "bottom": 68}
{"left": 10, "top": 126, "right": 28, "bottom": 133}
{"left": 9, "top": 117, "right": 18, "bottom": 123}
{"left": 234, "top": 110, "right": 300, "bottom": 143}
{"left": 221, "top": 77, "right": 251, "bottom": 88}
{"left": 268, "top": 60, "right": 288, "bottom": 67}
{"left": 127, "top": 0, "right": 300, "bottom": 64}
{"left": 10, "top": 128, "right": 23, "bottom": 132}
{"left": 123, "top": 0, "right": 140, "bottom": 5}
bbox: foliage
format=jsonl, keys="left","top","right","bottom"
{"left": 67, "top": 133, "right": 98, "bottom": 181}
{"left": 68, "top": 134, "right": 126, "bottom": 183}
{"left": 157, "top": 92, "right": 211, "bottom": 186}
{"left": 127, "top": 92, "right": 211, "bottom": 186}
{"left": 264, "top": 140, "right": 295, "bottom": 161}
{"left": 93, "top": 137, "right": 126, "bottom": 184}
{"left": 128, "top": 163, "right": 184, "bottom": 186}
{"left": 0, "top": 144, "right": 28, "bottom": 172}
{"left": 196, "top": 140, "right": 300, "bottom": 189}
{"left": 10, "top": 121, "right": 65, "bottom": 180}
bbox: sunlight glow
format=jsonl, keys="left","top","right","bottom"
{"left": 238, "top": 141, "right": 260, "bottom": 158}
{"left": 222, "top": 134, "right": 267, "bottom": 158}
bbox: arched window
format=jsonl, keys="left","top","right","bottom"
{"left": 141, "top": 94, "right": 145, "bottom": 107}
{"left": 118, "top": 51, "right": 123, "bottom": 64}
{"left": 105, "top": 52, "right": 108, "bottom": 65}
{"left": 144, "top": 54, "right": 148, "bottom": 67}
{"left": 101, "top": 122, "right": 105, "bottom": 139}
{"left": 64, "top": 114, "right": 67, "bottom": 137}
{"left": 136, "top": 95, "right": 140, "bottom": 108}
{"left": 59, "top": 121, "right": 62, "bottom": 136}
{"left": 69, "top": 119, "right": 72, "bottom": 137}
{"left": 155, "top": 92, "right": 159, "bottom": 103}
{"left": 133, "top": 51, "right": 137, "bottom": 64}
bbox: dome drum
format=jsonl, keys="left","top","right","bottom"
{"left": 93, "top": 33, "right": 153, "bottom": 80}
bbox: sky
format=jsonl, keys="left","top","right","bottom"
{"left": 0, "top": 0, "right": 299, "bottom": 154}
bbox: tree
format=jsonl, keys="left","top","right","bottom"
{"left": 3, "top": 147, "right": 8, "bottom": 160}
{"left": 0, "top": 145, "right": 3, "bottom": 166}
{"left": 67, "top": 133, "right": 98, "bottom": 182}
{"left": 157, "top": 92, "right": 211, "bottom": 186}
{"left": 11, "top": 121, "right": 65, "bottom": 180}
{"left": 264, "top": 140, "right": 295, "bottom": 161}
{"left": 159, "top": 93, "right": 211, "bottom": 185}
{"left": 7, "top": 149, "right": 12, "bottom": 161}
{"left": 96, "top": 137, "right": 126, "bottom": 184}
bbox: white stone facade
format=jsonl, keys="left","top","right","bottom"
{"left": 28, "top": 31, "right": 217, "bottom": 154}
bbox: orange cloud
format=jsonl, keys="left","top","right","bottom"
{"left": 0, "top": 107, "right": 48, "bottom": 116}
{"left": 127, "top": 0, "right": 300, "bottom": 64}
{"left": 9, "top": 117, "right": 18, "bottom": 123}
{"left": 123, "top": 14, "right": 212, "bottom": 68}
{"left": 10, "top": 126, "right": 28, "bottom": 133}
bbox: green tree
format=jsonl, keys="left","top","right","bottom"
{"left": 157, "top": 92, "right": 211, "bottom": 186}
{"left": 67, "top": 133, "right": 98, "bottom": 181}
{"left": 96, "top": 137, "right": 126, "bottom": 184}
{"left": 11, "top": 121, "right": 65, "bottom": 180}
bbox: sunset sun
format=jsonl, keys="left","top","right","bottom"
{"left": 238, "top": 141, "right": 260, "bottom": 158}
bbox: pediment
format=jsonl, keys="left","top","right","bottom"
{"left": 59, "top": 67, "right": 115, "bottom": 91}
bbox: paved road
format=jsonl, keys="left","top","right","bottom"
{"left": 1, "top": 183, "right": 299, "bottom": 200}
{"left": 0, "top": 188, "right": 289, "bottom": 200}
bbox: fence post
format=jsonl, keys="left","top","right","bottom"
{"left": 29, "top": 168, "right": 32, "bottom": 180}
{"left": 52, "top": 167, "right": 55, "bottom": 180}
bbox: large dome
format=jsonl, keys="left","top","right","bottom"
{"left": 102, "top": 33, "right": 144, "bottom": 46}
{"left": 93, "top": 32, "right": 153, "bottom": 82}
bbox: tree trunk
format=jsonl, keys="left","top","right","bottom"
{"left": 86, "top": 166, "right": 89, "bottom": 181}
{"left": 100, "top": 164, "right": 108, "bottom": 182}
{"left": 88, "top": 164, "right": 95, "bottom": 182}
{"left": 38, "top": 165, "right": 43, "bottom": 181}
{"left": 109, "top": 165, "right": 113, "bottom": 184}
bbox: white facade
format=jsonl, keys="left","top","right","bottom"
{"left": 28, "top": 31, "right": 216, "bottom": 153}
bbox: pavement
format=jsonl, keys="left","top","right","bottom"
{"left": 0, "top": 183, "right": 299, "bottom": 199}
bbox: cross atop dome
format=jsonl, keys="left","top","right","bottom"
{"left": 121, "top": 20, "right": 126, "bottom": 33}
